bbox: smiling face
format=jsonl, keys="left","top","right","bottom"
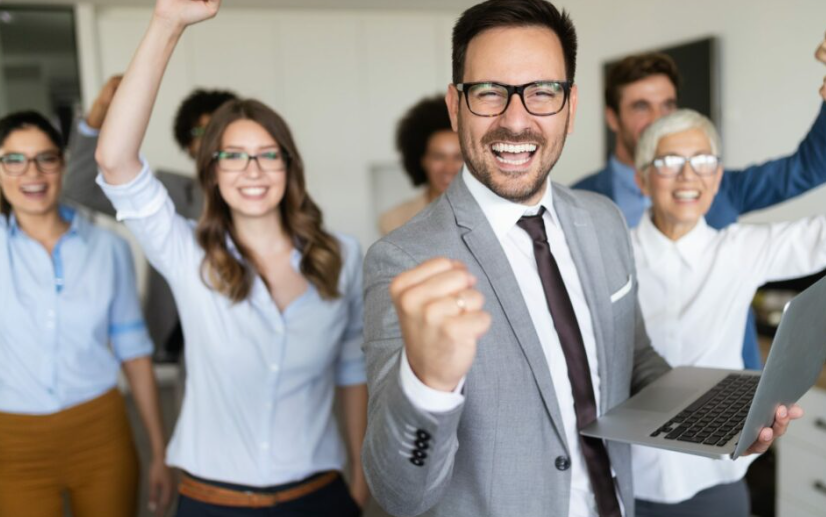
{"left": 636, "top": 127, "right": 722, "bottom": 239}
{"left": 608, "top": 74, "right": 677, "bottom": 163}
{"left": 422, "top": 129, "right": 463, "bottom": 196}
{"left": 0, "top": 127, "right": 63, "bottom": 218}
{"left": 446, "top": 25, "right": 577, "bottom": 205}
{"left": 215, "top": 119, "right": 287, "bottom": 221}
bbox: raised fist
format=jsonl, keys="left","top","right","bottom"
{"left": 391, "top": 258, "right": 491, "bottom": 392}
{"left": 153, "top": 0, "right": 220, "bottom": 29}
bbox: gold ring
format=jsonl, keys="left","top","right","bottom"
{"left": 455, "top": 294, "right": 467, "bottom": 313}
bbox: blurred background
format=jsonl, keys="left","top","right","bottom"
{"left": 1, "top": 0, "right": 825, "bottom": 516}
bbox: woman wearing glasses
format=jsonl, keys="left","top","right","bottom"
{"left": 630, "top": 109, "right": 826, "bottom": 517}
{"left": 0, "top": 111, "right": 174, "bottom": 517}
{"left": 94, "top": 1, "right": 368, "bottom": 516}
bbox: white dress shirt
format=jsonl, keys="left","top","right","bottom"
{"left": 631, "top": 211, "right": 826, "bottom": 503}
{"left": 400, "top": 167, "right": 620, "bottom": 517}
{"left": 97, "top": 161, "right": 366, "bottom": 487}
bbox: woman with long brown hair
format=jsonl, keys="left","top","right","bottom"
{"left": 95, "top": 1, "right": 368, "bottom": 515}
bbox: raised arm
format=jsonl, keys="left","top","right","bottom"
{"left": 722, "top": 31, "right": 826, "bottom": 214}
{"left": 62, "top": 76, "right": 122, "bottom": 216}
{"left": 95, "top": 0, "right": 219, "bottom": 184}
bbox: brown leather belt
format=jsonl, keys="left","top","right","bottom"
{"left": 179, "top": 471, "right": 338, "bottom": 508}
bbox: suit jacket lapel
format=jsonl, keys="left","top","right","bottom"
{"left": 447, "top": 178, "right": 569, "bottom": 449}
{"left": 553, "top": 185, "right": 616, "bottom": 413}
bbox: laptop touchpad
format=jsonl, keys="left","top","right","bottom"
{"left": 623, "top": 386, "right": 697, "bottom": 413}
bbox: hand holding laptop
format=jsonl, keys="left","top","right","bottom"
{"left": 741, "top": 404, "right": 803, "bottom": 456}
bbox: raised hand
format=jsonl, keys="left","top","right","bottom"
{"left": 153, "top": 0, "right": 220, "bottom": 30}
{"left": 391, "top": 258, "right": 491, "bottom": 392}
{"left": 86, "top": 75, "right": 123, "bottom": 130}
{"left": 817, "top": 30, "right": 826, "bottom": 101}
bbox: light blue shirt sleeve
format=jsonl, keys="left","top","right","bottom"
{"left": 335, "top": 239, "right": 367, "bottom": 387}
{"left": 108, "top": 237, "right": 153, "bottom": 361}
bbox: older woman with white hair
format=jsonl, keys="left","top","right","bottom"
{"left": 630, "top": 108, "right": 824, "bottom": 517}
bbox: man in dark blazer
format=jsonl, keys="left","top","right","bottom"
{"left": 62, "top": 76, "right": 236, "bottom": 359}
{"left": 361, "top": 2, "right": 801, "bottom": 516}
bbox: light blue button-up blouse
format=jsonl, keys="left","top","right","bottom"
{"left": 97, "top": 162, "right": 367, "bottom": 487}
{"left": 0, "top": 206, "right": 152, "bottom": 414}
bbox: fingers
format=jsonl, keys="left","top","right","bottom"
{"left": 390, "top": 257, "right": 461, "bottom": 296}
{"left": 147, "top": 480, "right": 159, "bottom": 514}
{"left": 398, "top": 268, "right": 476, "bottom": 316}
{"left": 744, "top": 427, "right": 774, "bottom": 456}
{"left": 158, "top": 476, "right": 174, "bottom": 516}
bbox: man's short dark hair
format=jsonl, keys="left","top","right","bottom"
{"left": 396, "top": 95, "right": 453, "bottom": 187}
{"left": 173, "top": 89, "right": 238, "bottom": 150}
{"left": 452, "top": 0, "right": 577, "bottom": 85}
{"left": 604, "top": 53, "right": 681, "bottom": 113}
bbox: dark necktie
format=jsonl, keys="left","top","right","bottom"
{"left": 517, "top": 208, "right": 622, "bottom": 517}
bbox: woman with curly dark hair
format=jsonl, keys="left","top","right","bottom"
{"left": 379, "top": 95, "right": 463, "bottom": 235}
{"left": 94, "top": 1, "right": 367, "bottom": 515}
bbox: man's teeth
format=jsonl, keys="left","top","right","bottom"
{"left": 491, "top": 143, "right": 537, "bottom": 153}
{"left": 21, "top": 184, "right": 47, "bottom": 193}
{"left": 674, "top": 190, "right": 700, "bottom": 200}
{"left": 496, "top": 155, "right": 532, "bottom": 165}
{"left": 240, "top": 187, "right": 267, "bottom": 196}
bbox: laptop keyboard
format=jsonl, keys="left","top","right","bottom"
{"left": 649, "top": 373, "right": 759, "bottom": 447}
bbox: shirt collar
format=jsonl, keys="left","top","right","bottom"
{"left": 610, "top": 155, "right": 645, "bottom": 197}
{"left": 461, "top": 165, "right": 558, "bottom": 241}
{"left": 8, "top": 205, "right": 87, "bottom": 242}
{"left": 635, "top": 210, "right": 714, "bottom": 270}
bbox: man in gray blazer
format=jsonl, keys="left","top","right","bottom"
{"left": 62, "top": 76, "right": 235, "bottom": 358}
{"left": 361, "top": 1, "right": 799, "bottom": 516}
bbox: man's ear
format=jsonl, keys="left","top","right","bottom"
{"left": 446, "top": 85, "right": 460, "bottom": 133}
{"left": 566, "top": 84, "right": 578, "bottom": 135}
{"left": 605, "top": 107, "right": 620, "bottom": 133}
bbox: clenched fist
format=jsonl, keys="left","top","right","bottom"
{"left": 391, "top": 258, "right": 491, "bottom": 392}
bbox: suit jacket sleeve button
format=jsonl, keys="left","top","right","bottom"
{"left": 412, "top": 449, "right": 427, "bottom": 459}
{"left": 410, "top": 457, "right": 425, "bottom": 467}
{"left": 416, "top": 429, "right": 431, "bottom": 441}
{"left": 555, "top": 456, "right": 570, "bottom": 471}
{"left": 415, "top": 440, "right": 429, "bottom": 450}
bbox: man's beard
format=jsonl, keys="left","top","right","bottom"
{"left": 458, "top": 114, "right": 568, "bottom": 204}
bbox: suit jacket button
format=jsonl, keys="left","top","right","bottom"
{"left": 555, "top": 456, "right": 570, "bottom": 471}
{"left": 415, "top": 440, "right": 429, "bottom": 450}
{"left": 416, "top": 430, "right": 431, "bottom": 441}
{"left": 410, "top": 457, "right": 425, "bottom": 467}
{"left": 412, "top": 449, "right": 427, "bottom": 459}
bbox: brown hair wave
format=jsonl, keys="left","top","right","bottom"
{"left": 195, "top": 99, "right": 342, "bottom": 303}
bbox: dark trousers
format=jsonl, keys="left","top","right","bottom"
{"left": 176, "top": 474, "right": 361, "bottom": 517}
{"left": 636, "top": 479, "right": 750, "bottom": 517}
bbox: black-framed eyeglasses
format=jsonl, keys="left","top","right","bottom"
{"left": 648, "top": 153, "right": 720, "bottom": 178}
{"left": 0, "top": 151, "right": 63, "bottom": 176}
{"left": 455, "top": 80, "right": 572, "bottom": 117}
{"left": 212, "top": 150, "right": 287, "bottom": 173}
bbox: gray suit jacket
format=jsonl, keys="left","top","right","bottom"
{"left": 62, "top": 120, "right": 203, "bottom": 350}
{"left": 362, "top": 175, "right": 670, "bottom": 517}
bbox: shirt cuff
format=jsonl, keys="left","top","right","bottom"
{"left": 95, "top": 157, "right": 167, "bottom": 221}
{"left": 399, "top": 350, "right": 465, "bottom": 413}
{"left": 77, "top": 119, "right": 100, "bottom": 137}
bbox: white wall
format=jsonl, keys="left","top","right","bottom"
{"left": 80, "top": 0, "right": 826, "bottom": 251}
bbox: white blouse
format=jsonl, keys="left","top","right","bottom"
{"left": 631, "top": 212, "right": 826, "bottom": 503}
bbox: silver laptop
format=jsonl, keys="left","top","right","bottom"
{"left": 581, "top": 274, "right": 826, "bottom": 460}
